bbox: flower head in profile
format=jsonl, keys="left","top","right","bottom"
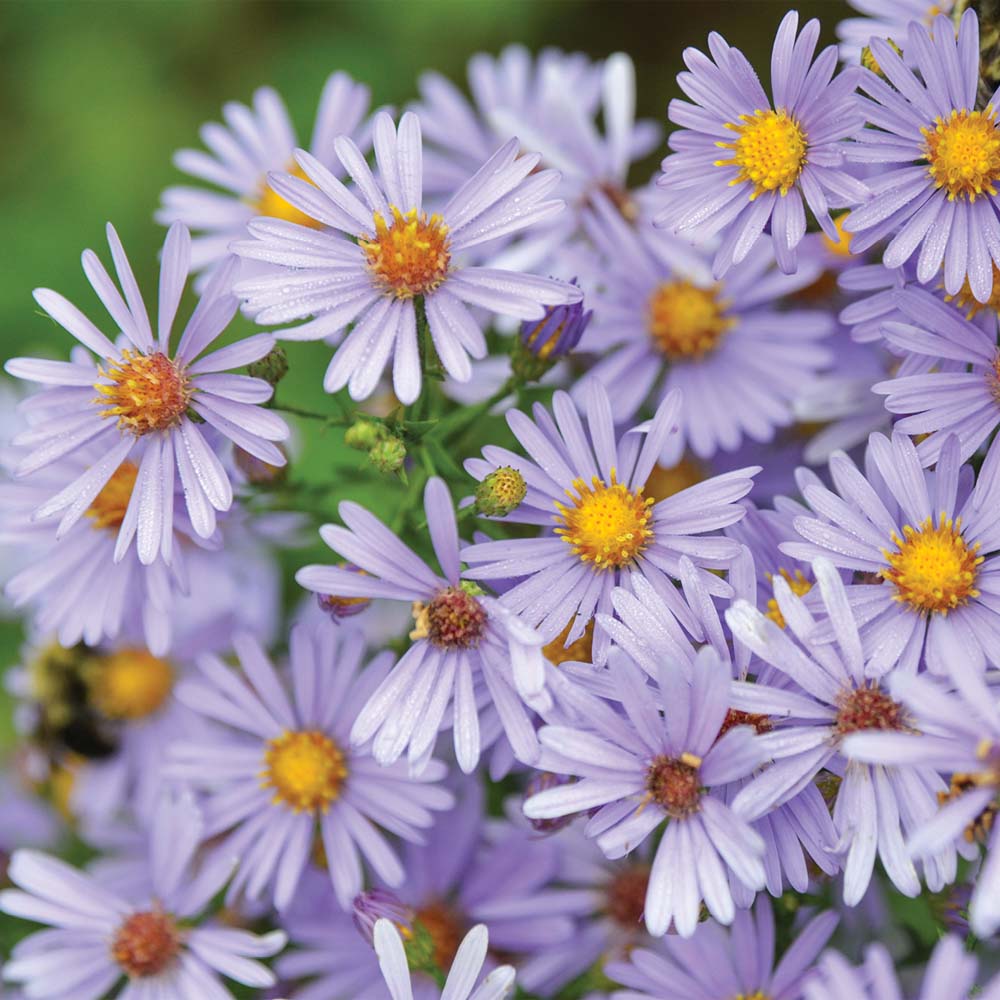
{"left": 657, "top": 11, "right": 868, "bottom": 276}
{"left": 0, "top": 791, "right": 285, "bottom": 999}
{"left": 234, "top": 110, "right": 581, "bottom": 404}
{"left": 5, "top": 223, "right": 288, "bottom": 565}
{"left": 158, "top": 72, "right": 372, "bottom": 285}
{"left": 462, "top": 379, "right": 756, "bottom": 664}
{"left": 524, "top": 646, "right": 769, "bottom": 938}
{"left": 296, "top": 477, "right": 548, "bottom": 774}
{"left": 845, "top": 10, "right": 1000, "bottom": 303}
{"left": 168, "top": 621, "right": 454, "bottom": 910}
{"left": 782, "top": 431, "right": 1000, "bottom": 676}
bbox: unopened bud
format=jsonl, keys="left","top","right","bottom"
{"left": 247, "top": 346, "right": 289, "bottom": 387}
{"left": 369, "top": 436, "right": 406, "bottom": 474}
{"left": 345, "top": 420, "right": 383, "bottom": 452}
{"left": 474, "top": 466, "right": 526, "bottom": 517}
{"left": 525, "top": 772, "right": 578, "bottom": 834}
{"left": 513, "top": 282, "right": 592, "bottom": 381}
{"left": 316, "top": 565, "right": 371, "bottom": 622}
{"left": 353, "top": 889, "right": 414, "bottom": 946}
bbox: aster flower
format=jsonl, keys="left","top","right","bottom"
{"left": 726, "top": 558, "right": 958, "bottom": 904}
{"left": 837, "top": 0, "right": 958, "bottom": 65}
{"left": 0, "top": 791, "right": 285, "bottom": 999}
{"left": 461, "top": 379, "right": 756, "bottom": 664}
{"left": 168, "top": 621, "right": 454, "bottom": 910}
{"left": 4, "top": 223, "right": 288, "bottom": 564}
{"left": 656, "top": 11, "right": 868, "bottom": 276}
{"left": 374, "top": 919, "right": 515, "bottom": 1000}
{"left": 524, "top": 645, "right": 769, "bottom": 938}
{"left": 844, "top": 11, "right": 1000, "bottom": 303}
{"left": 804, "top": 934, "right": 998, "bottom": 1000}
{"left": 782, "top": 431, "right": 1000, "bottom": 675}
{"left": 579, "top": 194, "right": 834, "bottom": 448}
{"left": 844, "top": 669, "right": 1000, "bottom": 937}
{"left": 296, "top": 477, "right": 548, "bottom": 774}
{"left": 157, "top": 73, "right": 372, "bottom": 284}
{"left": 233, "top": 110, "right": 581, "bottom": 405}
{"left": 606, "top": 896, "right": 837, "bottom": 1000}
{"left": 875, "top": 287, "right": 1000, "bottom": 465}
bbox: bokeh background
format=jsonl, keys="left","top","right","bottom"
{"left": 0, "top": 0, "right": 851, "bottom": 744}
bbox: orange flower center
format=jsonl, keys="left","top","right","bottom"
{"left": 647, "top": 280, "right": 734, "bottom": 360}
{"left": 111, "top": 910, "right": 180, "bottom": 978}
{"left": 95, "top": 350, "right": 191, "bottom": 436}
{"left": 86, "top": 461, "right": 139, "bottom": 531}
{"left": 361, "top": 206, "right": 451, "bottom": 299}
{"left": 252, "top": 161, "right": 322, "bottom": 229}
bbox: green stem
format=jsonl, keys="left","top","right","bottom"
{"left": 271, "top": 400, "right": 352, "bottom": 426}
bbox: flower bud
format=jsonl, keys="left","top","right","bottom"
{"left": 345, "top": 420, "right": 383, "bottom": 452}
{"left": 353, "top": 889, "right": 414, "bottom": 946}
{"left": 316, "top": 565, "right": 371, "bottom": 622}
{"left": 513, "top": 281, "right": 592, "bottom": 381}
{"left": 474, "top": 466, "right": 526, "bottom": 517}
{"left": 524, "top": 772, "right": 578, "bottom": 834}
{"left": 247, "top": 346, "right": 289, "bottom": 387}
{"left": 369, "top": 436, "right": 407, "bottom": 474}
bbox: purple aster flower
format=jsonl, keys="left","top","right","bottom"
{"left": 374, "top": 919, "right": 515, "bottom": 1000}
{"left": 838, "top": 0, "right": 958, "bottom": 65}
{"left": 656, "top": 11, "right": 868, "bottom": 276}
{"left": 804, "top": 934, "right": 998, "bottom": 1000}
{"left": 876, "top": 287, "right": 1000, "bottom": 465}
{"left": 524, "top": 645, "right": 769, "bottom": 938}
{"left": 726, "top": 557, "right": 958, "bottom": 903}
{"left": 168, "top": 620, "right": 454, "bottom": 911}
{"left": 578, "top": 196, "right": 834, "bottom": 452}
{"left": 461, "top": 379, "right": 757, "bottom": 665}
{"left": 0, "top": 791, "right": 285, "bottom": 998}
{"left": 782, "top": 431, "right": 1000, "bottom": 675}
{"left": 844, "top": 669, "right": 1000, "bottom": 937}
{"left": 296, "top": 477, "right": 548, "bottom": 775}
{"left": 4, "top": 223, "right": 288, "bottom": 565}
{"left": 157, "top": 73, "right": 372, "bottom": 286}
{"left": 232, "top": 110, "right": 581, "bottom": 405}
{"left": 606, "top": 896, "right": 837, "bottom": 1000}
{"left": 844, "top": 11, "right": 1000, "bottom": 303}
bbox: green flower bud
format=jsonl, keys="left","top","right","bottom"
{"left": 345, "top": 420, "right": 384, "bottom": 452}
{"left": 369, "top": 436, "right": 406, "bottom": 474}
{"left": 247, "top": 346, "right": 289, "bottom": 386}
{"left": 474, "top": 466, "right": 526, "bottom": 517}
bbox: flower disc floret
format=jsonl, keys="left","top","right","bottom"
{"left": 361, "top": 206, "right": 451, "bottom": 299}
{"left": 262, "top": 729, "right": 347, "bottom": 813}
{"left": 94, "top": 350, "right": 191, "bottom": 436}
{"left": 881, "top": 514, "right": 982, "bottom": 614}
{"left": 835, "top": 685, "right": 907, "bottom": 739}
{"left": 555, "top": 471, "right": 654, "bottom": 570}
{"left": 647, "top": 280, "right": 734, "bottom": 360}
{"left": 924, "top": 108, "right": 1000, "bottom": 202}
{"left": 112, "top": 910, "right": 181, "bottom": 978}
{"left": 411, "top": 586, "right": 488, "bottom": 649}
{"left": 717, "top": 108, "right": 807, "bottom": 198}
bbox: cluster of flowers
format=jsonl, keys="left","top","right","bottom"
{"left": 6, "top": 0, "right": 1000, "bottom": 997}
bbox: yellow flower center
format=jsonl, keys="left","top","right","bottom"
{"left": 87, "top": 649, "right": 174, "bottom": 720}
{"left": 262, "top": 730, "right": 348, "bottom": 813}
{"left": 95, "top": 350, "right": 191, "bottom": 436}
{"left": 716, "top": 108, "right": 807, "bottom": 198}
{"left": 360, "top": 206, "right": 451, "bottom": 299}
{"left": 924, "top": 108, "right": 1000, "bottom": 201}
{"left": 734, "top": 994, "right": 771, "bottom": 1000}
{"left": 644, "top": 457, "right": 706, "bottom": 502}
{"left": 944, "top": 264, "right": 1000, "bottom": 318}
{"left": 937, "top": 741, "right": 1000, "bottom": 844}
{"left": 822, "top": 216, "right": 854, "bottom": 257}
{"left": 881, "top": 514, "right": 983, "bottom": 614}
{"left": 112, "top": 910, "right": 181, "bottom": 977}
{"left": 647, "top": 280, "right": 734, "bottom": 360}
{"left": 765, "top": 568, "right": 814, "bottom": 629}
{"left": 555, "top": 471, "right": 654, "bottom": 571}
{"left": 252, "top": 161, "right": 322, "bottom": 229}
{"left": 86, "top": 461, "right": 139, "bottom": 531}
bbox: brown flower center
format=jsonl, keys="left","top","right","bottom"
{"left": 645, "top": 753, "right": 703, "bottom": 818}
{"left": 411, "top": 586, "right": 488, "bottom": 649}
{"left": 605, "top": 865, "right": 650, "bottom": 929}
{"left": 111, "top": 910, "right": 181, "bottom": 977}
{"left": 834, "top": 685, "right": 907, "bottom": 739}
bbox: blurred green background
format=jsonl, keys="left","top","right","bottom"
{"left": 0, "top": 0, "right": 851, "bottom": 742}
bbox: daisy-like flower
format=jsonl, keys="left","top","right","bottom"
{"left": 844, "top": 669, "right": 1000, "bottom": 937}
{"left": 606, "top": 896, "right": 837, "bottom": 1000}
{"left": 374, "top": 919, "right": 515, "bottom": 1000}
{"left": 656, "top": 11, "right": 868, "bottom": 276}
{"left": 876, "top": 287, "right": 1000, "bottom": 465}
{"left": 579, "top": 194, "right": 834, "bottom": 448}
{"left": 157, "top": 72, "right": 372, "bottom": 284}
{"left": 804, "top": 934, "right": 999, "bottom": 1000}
{"left": 233, "top": 110, "right": 581, "bottom": 405}
{"left": 524, "top": 645, "right": 769, "bottom": 938}
{"left": 844, "top": 11, "right": 1000, "bottom": 303}
{"left": 726, "top": 558, "right": 958, "bottom": 904}
{"left": 168, "top": 621, "right": 454, "bottom": 910}
{"left": 0, "top": 791, "right": 285, "bottom": 999}
{"left": 4, "top": 223, "right": 288, "bottom": 565}
{"left": 461, "top": 379, "right": 757, "bottom": 664}
{"left": 296, "top": 477, "right": 548, "bottom": 774}
{"left": 837, "top": 0, "right": 958, "bottom": 65}
{"left": 782, "top": 431, "right": 1000, "bottom": 675}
